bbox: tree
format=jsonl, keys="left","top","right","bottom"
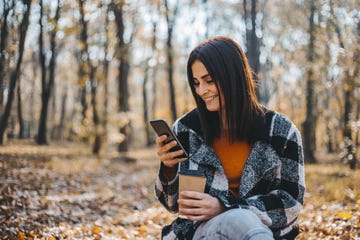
{"left": 302, "top": 0, "right": 317, "bottom": 164}
{"left": 0, "top": 0, "right": 15, "bottom": 113}
{"left": 37, "top": 0, "right": 61, "bottom": 145}
{"left": 243, "top": 0, "right": 262, "bottom": 101}
{"left": 111, "top": 0, "right": 134, "bottom": 152}
{"left": 17, "top": 78, "right": 24, "bottom": 138}
{"left": 330, "top": 1, "right": 360, "bottom": 169}
{"left": 102, "top": 6, "right": 111, "bottom": 146}
{"left": 164, "top": 0, "right": 179, "bottom": 122}
{"left": 143, "top": 19, "right": 158, "bottom": 146}
{"left": 77, "top": 0, "right": 103, "bottom": 154}
{"left": 0, "top": 0, "right": 32, "bottom": 145}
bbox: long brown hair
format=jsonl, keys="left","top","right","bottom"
{"left": 187, "top": 36, "right": 264, "bottom": 144}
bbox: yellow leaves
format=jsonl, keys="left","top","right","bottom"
{"left": 92, "top": 225, "right": 102, "bottom": 234}
{"left": 17, "top": 231, "right": 55, "bottom": 240}
{"left": 17, "top": 232, "right": 25, "bottom": 240}
{"left": 337, "top": 211, "right": 352, "bottom": 220}
{"left": 297, "top": 164, "right": 360, "bottom": 239}
{"left": 139, "top": 225, "right": 148, "bottom": 232}
{"left": 4, "top": 141, "right": 360, "bottom": 239}
{"left": 29, "top": 232, "right": 39, "bottom": 238}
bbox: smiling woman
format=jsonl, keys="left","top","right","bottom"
{"left": 154, "top": 36, "right": 305, "bottom": 240}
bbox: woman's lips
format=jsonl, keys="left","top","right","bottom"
{"left": 203, "top": 95, "right": 218, "bottom": 103}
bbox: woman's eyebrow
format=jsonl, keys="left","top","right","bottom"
{"left": 193, "top": 74, "right": 210, "bottom": 80}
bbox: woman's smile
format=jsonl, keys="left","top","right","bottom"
{"left": 203, "top": 95, "right": 218, "bottom": 103}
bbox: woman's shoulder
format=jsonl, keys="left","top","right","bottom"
{"left": 266, "top": 108, "right": 300, "bottom": 139}
{"left": 173, "top": 109, "right": 202, "bottom": 135}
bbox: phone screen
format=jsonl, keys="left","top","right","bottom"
{"left": 149, "top": 119, "right": 188, "bottom": 158}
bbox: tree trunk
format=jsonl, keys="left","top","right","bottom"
{"left": 112, "top": 0, "right": 132, "bottom": 152}
{"left": 355, "top": 97, "right": 360, "bottom": 150}
{"left": 118, "top": 58, "right": 130, "bottom": 152}
{"left": 164, "top": 0, "right": 179, "bottom": 122}
{"left": 17, "top": 81, "right": 24, "bottom": 138}
{"left": 37, "top": 0, "right": 47, "bottom": 143}
{"left": 243, "top": 0, "right": 261, "bottom": 100}
{"left": 0, "top": 0, "right": 32, "bottom": 145}
{"left": 204, "top": 0, "right": 210, "bottom": 38}
{"left": 143, "top": 64, "right": 151, "bottom": 146}
{"left": 57, "top": 88, "right": 67, "bottom": 140}
{"left": 102, "top": 9, "right": 111, "bottom": 143}
{"left": 143, "top": 22, "right": 157, "bottom": 146}
{"left": 330, "top": 1, "right": 359, "bottom": 169}
{"left": 324, "top": 24, "right": 335, "bottom": 154}
{"left": 302, "top": 0, "right": 317, "bottom": 163}
{"left": 78, "top": 0, "right": 102, "bottom": 154}
{"left": 89, "top": 66, "right": 101, "bottom": 155}
{"left": 343, "top": 83, "right": 355, "bottom": 169}
{"left": 78, "top": 0, "right": 90, "bottom": 139}
{"left": 0, "top": 0, "right": 14, "bottom": 112}
{"left": 37, "top": 0, "right": 60, "bottom": 145}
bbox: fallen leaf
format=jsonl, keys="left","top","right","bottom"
{"left": 337, "top": 212, "right": 352, "bottom": 220}
{"left": 92, "top": 226, "right": 102, "bottom": 234}
{"left": 139, "top": 225, "right": 148, "bottom": 232}
{"left": 17, "top": 232, "right": 25, "bottom": 240}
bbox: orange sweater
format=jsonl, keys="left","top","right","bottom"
{"left": 213, "top": 137, "right": 252, "bottom": 196}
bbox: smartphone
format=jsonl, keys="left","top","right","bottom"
{"left": 149, "top": 119, "right": 188, "bottom": 158}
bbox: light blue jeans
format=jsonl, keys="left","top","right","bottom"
{"left": 193, "top": 209, "right": 274, "bottom": 240}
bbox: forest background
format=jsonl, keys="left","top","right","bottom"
{"left": 0, "top": 0, "right": 359, "bottom": 239}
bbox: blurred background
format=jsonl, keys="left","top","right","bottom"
{"left": 0, "top": 0, "right": 359, "bottom": 168}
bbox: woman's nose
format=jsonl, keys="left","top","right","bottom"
{"left": 198, "top": 83, "right": 209, "bottom": 95}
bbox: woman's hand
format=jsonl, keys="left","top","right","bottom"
{"left": 178, "top": 191, "right": 225, "bottom": 221}
{"left": 156, "top": 135, "right": 187, "bottom": 168}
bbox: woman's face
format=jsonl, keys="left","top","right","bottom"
{"left": 192, "top": 60, "right": 223, "bottom": 112}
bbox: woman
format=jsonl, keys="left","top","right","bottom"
{"left": 155, "top": 36, "right": 305, "bottom": 240}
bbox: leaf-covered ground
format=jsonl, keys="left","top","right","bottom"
{"left": 0, "top": 141, "right": 359, "bottom": 239}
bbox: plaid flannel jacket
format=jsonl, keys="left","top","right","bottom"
{"left": 155, "top": 108, "right": 305, "bottom": 239}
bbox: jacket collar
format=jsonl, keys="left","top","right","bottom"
{"left": 248, "top": 108, "right": 274, "bottom": 143}
{"left": 179, "top": 107, "right": 275, "bottom": 144}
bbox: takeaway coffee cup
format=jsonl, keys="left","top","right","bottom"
{"left": 178, "top": 169, "right": 206, "bottom": 219}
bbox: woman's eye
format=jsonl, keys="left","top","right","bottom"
{"left": 194, "top": 81, "right": 200, "bottom": 86}
{"left": 207, "top": 79, "right": 213, "bottom": 83}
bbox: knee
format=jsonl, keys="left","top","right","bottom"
{"left": 220, "top": 209, "right": 272, "bottom": 235}
{"left": 194, "top": 209, "right": 273, "bottom": 240}
{"left": 222, "top": 209, "right": 261, "bottom": 226}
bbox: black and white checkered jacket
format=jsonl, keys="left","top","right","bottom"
{"left": 155, "top": 108, "right": 305, "bottom": 239}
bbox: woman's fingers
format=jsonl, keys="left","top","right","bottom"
{"left": 156, "top": 136, "right": 177, "bottom": 155}
{"left": 180, "top": 206, "right": 204, "bottom": 215}
{"left": 178, "top": 192, "right": 224, "bottom": 221}
{"left": 155, "top": 135, "right": 187, "bottom": 167}
{"left": 179, "top": 191, "right": 204, "bottom": 200}
{"left": 162, "top": 149, "right": 183, "bottom": 159}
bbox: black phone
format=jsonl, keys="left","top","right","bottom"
{"left": 149, "top": 119, "right": 188, "bottom": 158}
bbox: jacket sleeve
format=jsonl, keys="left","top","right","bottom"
{"left": 154, "top": 120, "right": 183, "bottom": 213}
{"left": 154, "top": 163, "right": 179, "bottom": 213}
{"left": 219, "top": 120, "right": 305, "bottom": 233}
